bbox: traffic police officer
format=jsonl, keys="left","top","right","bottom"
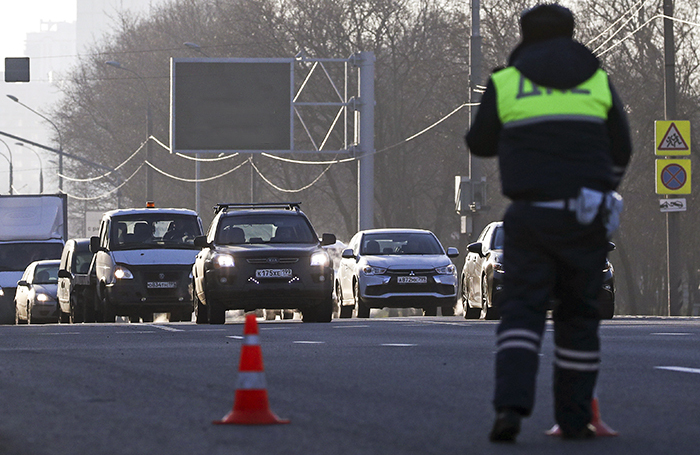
{"left": 465, "top": 4, "right": 632, "bottom": 442}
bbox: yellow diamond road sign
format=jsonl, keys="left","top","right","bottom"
{"left": 655, "top": 120, "right": 691, "bottom": 155}
{"left": 656, "top": 159, "right": 691, "bottom": 194}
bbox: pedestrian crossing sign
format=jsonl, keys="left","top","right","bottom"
{"left": 655, "top": 120, "right": 690, "bottom": 155}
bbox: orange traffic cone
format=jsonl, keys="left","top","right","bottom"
{"left": 546, "top": 396, "right": 618, "bottom": 436}
{"left": 213, "top": 313, "right": 290, "bottom": 425}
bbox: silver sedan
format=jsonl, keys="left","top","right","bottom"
{"left": 336, "top": 229, "right": 459, "bottom": 318}
{"left": 15, "top": 260, "right": 60, "bottom": 324}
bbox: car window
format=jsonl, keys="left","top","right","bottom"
{"left": 217, "top": 214, "right": 317, "bottom": 244}
{"left": 491, "top": 226, "right": 504, "bottom": 250}
{"left": 109, "top": 214, "right": 201, "bottom": 250}
{"left": 73, "top": 250, "right": 94, "bottom": 274}
{"left": 34, "top": 263, "right": 59, "bottom": 284}
{"left": 361, "top": 232, "right": 443, "bottom": 255}
{"left": 0, "top": 243, "right": 63, "bottom": 272}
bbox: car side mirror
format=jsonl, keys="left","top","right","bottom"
{"left": 194, "top": 235, "right": 210, "bottom": 248}
{"left": 467, "top": 242, "right": 484, "bottom": 256}
{"left": 607, "top": 241, "right": 616, "bottom": 252}
{"left": 89, "top": 236, "right": 101, "bottom": 253}
{"left": 58, "top": 270, "right": 71, "bottom": 279}
{"left": 17, "top": 280, "right": 29, "bottom": 287}
{"left": 321, "top": 233, "right": 336, "bottom": 246}
{"left": 446, "top": 247, "right": 459, "bottom": 258}
{"left": 341, "top": 248, "right": 355, "bottom": 259}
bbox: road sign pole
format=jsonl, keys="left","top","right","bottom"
{"left": 663, "top": 0, "right": 682, "bottom": 316}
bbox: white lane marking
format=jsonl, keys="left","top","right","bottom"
{"left": 144, "top": 324, "right": 184, "bottom": 332}
{"left": 116, "top": 331, "right": 158, "bottom": 334}
{"left": 651, "top": 333, "right": 692, "bottom": 336}
{"left": 293, "top": 341, "right": 325, "bottom": 344}
{"left": 381, "top": 343, "right": 417, "bottom": 347}
{"left": 226, "top": 335, "right": 244, "bottom": 340}
{"left": 655, "top": 366, "right": 700, "bottom": 374}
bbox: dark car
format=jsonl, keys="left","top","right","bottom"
{"left": 461, "top": 221, "right": 615, "bottom": 320}
{"left": 192, "top": 203, "right": 336, "bottom": 323}
{"left": 57, "top": 239, "right": 96, "bottom": 323}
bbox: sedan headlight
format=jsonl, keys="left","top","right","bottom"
{"left": 114, "top": 266, "right": 134, "bottom": 280}
{"left": 213, "top": 254, "right": 235, "bottom": 268}
{"left": 0, "top": 287, "right": 4, "bottom": 297}
{"left": 310, "top": 251, "right": 330, "bottom": 267}
{"left": 36, "top": 293, "right": 51, "bottom": 302}
{"left": 362, "top": 265, "right": 387, "bottom": 275}
{"left": 435, "top": 264, "right": 456, "bottom": 275}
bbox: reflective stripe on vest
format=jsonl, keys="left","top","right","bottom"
{"left": 492, "top": 67, "right": 612, "bottom": 128}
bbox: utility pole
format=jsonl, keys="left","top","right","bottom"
{"left": 467, "top": 0, "right": 485, "bottom": 241}
{"left": 663, "top": 0, "right": 682, "bottom": 316}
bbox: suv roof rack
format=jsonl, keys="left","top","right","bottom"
{"left": 213, "top": 202, "right": 302, "bottom": 214}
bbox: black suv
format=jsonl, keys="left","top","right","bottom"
{"left": 192, "top": 203, "right": 336, "bottom": 323}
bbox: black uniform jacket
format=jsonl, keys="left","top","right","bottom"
{"left": 465, "top": 37, "right": 632, "bottom": 202}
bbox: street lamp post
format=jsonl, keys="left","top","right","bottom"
{"left": 0, "top": 138, "right": 13, "bottom": 194}
{"left": 6, "top": 95, "right": 62, "bottom": 192}
{"left": 105, "top": 61, "right": 153, "bottom": 203}
{"left": 16, "top": 142, "right": 43, "bottom": 193}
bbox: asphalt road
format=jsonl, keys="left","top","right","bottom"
{"left": 0, "top": 315, "right": 699, "bottom": 455}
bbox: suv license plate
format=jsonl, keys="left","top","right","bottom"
{"left": 256, "top": 269, "right": 293, "bottom": 278}
{"left": 397, "top": 276, "right": 427, "bottom": 284}
{"left": 147, "top": 281, "right": 178, "bottom": 289}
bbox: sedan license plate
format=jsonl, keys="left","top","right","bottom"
{"left": 147, "top": 281, "right": 178, "bottom": 289}
{"left": 255, "top": 269, "right": 293, "bottom": 278}
{"left": 397, "top": 276, "right": 427, "bottom": 284}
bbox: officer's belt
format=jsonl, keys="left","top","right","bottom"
{"left": 530, "top": 199, "right": 576, "bottom": 211}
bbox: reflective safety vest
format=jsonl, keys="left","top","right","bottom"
{"left": 492, "top": 67, "right": 612, "bottom": 128}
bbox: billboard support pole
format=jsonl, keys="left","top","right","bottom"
{"left": 357, "top": 52, "right": 375, "bottom": 231}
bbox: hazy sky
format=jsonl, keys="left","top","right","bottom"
{"left": 0, "top": 1, "right": 77, "bottom": 59}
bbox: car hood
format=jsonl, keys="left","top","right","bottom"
{"left": 215, "top": 244, "right": 321, "bottom": 257}
{"left": 112, "top": 249, "right": 199, "bottom": 266}
{"left": 361, "top": 255, "right": 451, "bottom": 270}
{"left": 32, "top": 284, "right": 58, "bottom": 296}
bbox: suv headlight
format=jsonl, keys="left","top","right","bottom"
{"left": 310, "top": 251, "right": 330, "bottom": 267}
{"left": 114, "top": 266, "right": 134, "bottom": 280}
{"left": 435, "top": 264, "right": 456, "bottom": 275}
{"left": 213, "top": 254, "right": 235, "bottom": 268}
{"left": 362, "top": 265, "right": 387, "bottom": 275}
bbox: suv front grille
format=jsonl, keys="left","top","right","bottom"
{"left": 247, "top": 258, "right": 299, "bottom": 265}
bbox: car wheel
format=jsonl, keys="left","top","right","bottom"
{"left": 101, "top": 292, "right": 116, "bottom": 323}
{"left": 84, "top": 293, "right": 96, "bottom": 323}
{"left": 301, "top": 305, "right": 317, "bottom": 322}
{"left": 441, "top": 302, "right": 456, "bottom": 316}
{"left": 26, "top": 302, "right": 32, "bottom": 325}
{"left": 59, "top": 306, "right": 70, "bottom": 324}
{"left": 481, "top": 274, "right": 500, "bottom": 320}
{"left": 282, "top": 309, "right": 295, "bottom": 320}
{"left": 70, "top": 295, "right": 84, "bottom": 324}
{"left": 354, "top": 281, "right": 370, "bottom": 318}
{"left": 194, "top": 290, "right": 209, "bottom": 324}
{"left": 14, "top": 302, "right": 23, "bottom": 325}
{"left": 462, "top": 277, "right": 480, "bottom": 319}
{"left": 423, "top": 306, "right": 438, "bottom": 316}
{"left": 314, "top": 298, "right": 333, "bottom": 323}
{"left": 209, "top": 300, "right": 226, "bottom": 324}
{"left": 337, "top": 285, "right": 352, "bottom": 318}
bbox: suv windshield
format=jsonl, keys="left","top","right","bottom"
{"left": 109, "top": 214, "right": 201, "bottom": 250}
{"left": 217, "top": 214, "right": 317, "bottom": 245}
{"left": 361, "top": 232, "right": 444, "bottom": 255}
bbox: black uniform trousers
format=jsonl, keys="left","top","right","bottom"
{"left": 493, "top": 201, "right": 608, "bottom": 434}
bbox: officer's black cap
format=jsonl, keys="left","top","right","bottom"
{"left": 520, "top": 4, "right": 575, "bottom": 44}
